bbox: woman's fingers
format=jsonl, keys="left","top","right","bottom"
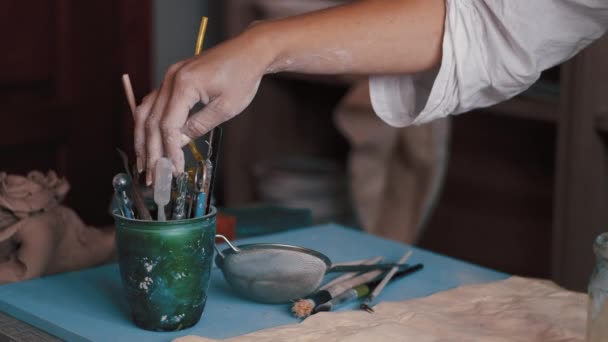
{"left": 135, "top": 31, "right": 270, "bottom": 184}
{"left": 144, "top": 61, "right": 185, "bottom": 185}
{"left": 161, "top": 67, "right": 204, "bottom": 174}
{"left": 133, "top": 90, "right": 157, "bottom": 173}
{"left": 181, "top": 99, "right": 229, "bottom": 146}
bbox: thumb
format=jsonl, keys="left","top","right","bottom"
{"left": 180, "top": 99, "right": 231, "bottom": 146}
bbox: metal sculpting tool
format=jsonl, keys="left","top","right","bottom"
{"left": 205, "top": 126, "right": 222, "bottom": 215}
{"left": 154, "top": 158, "right": 173, "bottom": 221}
{"left": 113, "top": 193, "right": 126, "bottom": 217}
{"left": 112, "top": 173, "right": 135, "bottom": 219}
{"left": 360, "top": 250, "right": 413, "bottom": 313}
{"left": 313, "top": 263, "right": 424, "bottom": 314}
{"left": 171, "top": 172, "right": 189, "bottom": 220}
{"left": 116, "top": 148, "right": 151, "bottom": 220}
{"left": 116, "top": 148, "right": 132, "bottom": 178}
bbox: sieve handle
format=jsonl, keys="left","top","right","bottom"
{"left": 328, "top": 263, "right": 413, "bottom": 273}
{"left": 214, "top": 234, "right": 240, "bottom": 259}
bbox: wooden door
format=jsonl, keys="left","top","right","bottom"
{"left": 0, "top": 1, "right": 151, "bottom": 225}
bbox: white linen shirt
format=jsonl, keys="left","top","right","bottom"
{"left": 369, "top": 0, "right": 608, "bottom": 127}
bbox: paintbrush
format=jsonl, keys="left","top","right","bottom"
{"left": 318, "top": 256, "right": 383, "bottom": 291}
{"left": 186, "top": 16, "right": 209, "bottom": 163}
{"left": 292, "top": 258, "right": 389, "bottom": 319}
{"left": 313, "top": 263, "right": 424, "bottom": 314}
{"left": 360, "top": 250, "right": 413, "bottom": 313}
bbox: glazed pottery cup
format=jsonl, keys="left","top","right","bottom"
{"left": 112, "top": 207, "right": 216, "bottom": 331}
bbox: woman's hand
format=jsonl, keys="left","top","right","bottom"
{"left": 134, "top": 0, "right": 445, "bottom": 184}
{"left": 134, "top": 28, "right": 273, "bottom": 184}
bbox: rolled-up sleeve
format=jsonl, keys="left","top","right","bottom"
{"left": 370, "top": 0, "right": 608, "bottom": 127}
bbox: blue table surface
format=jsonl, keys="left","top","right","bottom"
{"left": 0, "top": 224, "right": 507, "bottom": 342}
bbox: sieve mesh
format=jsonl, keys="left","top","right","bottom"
{"left": 217, "top": 244, "right": 331, "bottom": 303}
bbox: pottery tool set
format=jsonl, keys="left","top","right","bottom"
{"left": 313, "top": 263, "right": 424, "bottom": 314}
{"left": 290, "top": 250, "right": 421, "bottom": 318}
{"left": 212, "top": 237, "right": 424, "bottom": 316}
{"left": 112, "top": 141, "right": 220, "bottom": 221}
{"left": 111, "top": 15, "right": 423, "bottom": 322}
{"left": 113, "top": 16, "right": 221, "bottom": 221}
{"left": 113, "top": 71, "right": 221, "bottom": 222}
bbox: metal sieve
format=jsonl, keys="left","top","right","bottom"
{"left": 214, "top": 236, "right": 411, "bottom": 303}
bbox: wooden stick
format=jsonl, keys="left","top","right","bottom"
{"left": 121, "top": 74, "right": 137, "bottom": 114}
{"left": 120, "top": 74, "right": 152, "bottom": 220}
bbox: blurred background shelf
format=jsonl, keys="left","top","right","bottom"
{"left": 485, "top": 82, "right": 560, "bottom": 123}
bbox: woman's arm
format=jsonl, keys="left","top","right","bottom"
{"left": 263, "top": 0, "right": 445, "bottom": 75}
{"left": 134, "top": 0, "right": 446, "bottom": 183}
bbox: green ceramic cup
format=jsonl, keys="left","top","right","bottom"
{"left": 113, "top": 207, "right": 216, "bottom": 331}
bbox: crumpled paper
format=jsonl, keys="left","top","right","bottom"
{"left": 0, "top": 170, "right": 115, "bottom": 284}
{"left": 176, "top": 277, "right": 587, "bottom": 342}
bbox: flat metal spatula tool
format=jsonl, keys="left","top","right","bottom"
{"left": 154, "top": 158, "right": 173, "bottom": 221}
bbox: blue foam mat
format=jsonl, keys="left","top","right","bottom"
{"left": 0, "top": 224, "right": 507, "bottom": 342}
